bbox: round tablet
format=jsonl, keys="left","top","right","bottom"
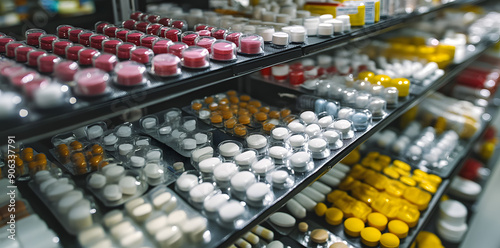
{"left": 136, "top": 138, "right": 149, "bottom": 146}
{"left": 289, "top": 152, "right": 311, "bottom": 169}
{"left": 288, "top": 121, "right": 305, "bottom": 133}
{"left": 213, "top": 163, "right": 238, "bottom": 181}
{"left": 104, "top": 165, "right": 125, "bottom": 182}
{"left": 68, "top": 202, "right": 93, "bottom": 231}
{"left": 334, "top": 120, "right": 351, "bottom": 134}
{"left": 199, "top": 157, "right": 221, "bottom": 173}
{"left": 367, "top": 212, "right": 388, "bottom": 231}
{"left": 330, "top": 242, "right": 349, "bottom": 248}
{"left": 309, "top": 138, "right": 327, "bottom": 152}
{"left": 300, "top": 111, "right": 317, "bottom": 124}
{"left": 272, "top": 170, "right": 289, "bottom": 184}
{"left": 311, "top": 229, "right": 329, "bottom": 244}
{"left": 192, "top": 146, "right": 214, "bottom": 163}
{"left": 145, "top": 163, "right": 162, "bottom": 179}
{"left": 267, "top": 241, "right": 284, "bottom": 248}
{"left": 269, "top": 146, "right": 289, "bottom": 159}
{"left": 325, "top": 207, "right": 343, "bottom": 225}
{"left": 289, "top": 134, "right": 306, "bottom": 147}
{"left": 246, "top": 182, "right": 269, "bottom": 201}
{"left": 298, "top": 222, "right": 308, "bottom": 232}
{"left": 440, "top": 200, "right": 467, "bottom": 225}
{"left": 387, "top": 220, "right": 408, "bottom": 238}
{"left": 305, "top": 124, "right": 321, "bottom": 137}
{"left": 103, "top": 134, "right": 118, "bottom": 145}
{"left": 194, "top": 133, "right": 208, "bottom": 144}
{"left": 103, "top": 184, "right": 122, "bottom": 201}
{"left": 57, "top": 190, "right": 83, "bottom": 214}
{"left": 246, "top": 134, "right": 267, "bottom": 149}
{"left": 176, "top": 173, "right": 199, "bottom": 191}
{"left": 252, "top": 158, "right": 274, "bottom": 174}
{"left": 183, "top": 138, "right": 197, "bottom": 150}
{"left": 219, "top": 201, "right": 245, "bottom": 222}
{"left": 318, "top": 116, "right": 333, "bottom": 128}
{"left": 323, "top": 130, "right": 340, "bottom": 143}
{"left": 219, "top": 142, "right": 241, "bottom": 157}
{"left": 118, "top": 143, "right": 134, "bottom": 155}
{"left": 189, "top": 182, "right": 215, "bottom": 203}
{"left": 204, "top": 194, "right": 230, "bottom": 212}
{"left": 234, "top": 151, "right": 257, "bottom": 166}
{"left": 116, "top": 126, "right": 132, "bottom": 137}
{"left": 130, "top": 156, "right": 145, "bottom": 168}
{"left": 344, "top": 217, "right": 365, "bottom": 237}
{"left": 89, "top": 173, "right": 106, "bottom": 189}
{"left": 270, "top": 212, "right": 296, "bottom": 228}
{"left": 361, "top": 227, "right": 381, "bottom": 247}
{"left": 142, "top": 117, "right": 157, "bottom": 129}
{"left": 159, "top": 126, "right": 172, "bottom": 135}
{"left": 146, "top": 150, "right": 162, "bottom": 161}
{"left": 183, "top": 120, "right": 196, "bottom": 132}
{"left": 88, "top": 125, "right": 104, "bottom": 139}
{"left": 380, "top": 233, "right": 400, "bottom": 248}
{"left": 115, "top": 176, "right": 136, "bottom": 195}
{"left": 230, "top": 171, "right": 256, "bottom": 191}
{"left": 272, "top": 127, "right": 289, "bottom": 140}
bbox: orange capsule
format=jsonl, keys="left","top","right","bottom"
{"left": 22, "top": 152, "right": 34, "bottom": 163}
{"left": 222, "top": 110, "right": 233, "bottom": 120}
{"left": 239, "top": 102, "right": 248, "bottom": 108}
{"left": 71, "top": 152, "right": 85, "bottom": 162}
{"left": 263, "top": 122, "right": 275, "bottom": 132}
{"left": 248, "top": 106, "right": 258, "bottom": 114}
{"left": 238, "top": 115, "right": 251, "bottom": 125}
{"left": 58, "top": 148, "right": 70, "bottom": 159}
{"left": 35, "top": 153, "right": 47, "bottom": 161}
{"left": 238, "top": 109, "right": 249, "bottom": 116}
{"left": 70, "top": 141, "right": 83, "bottom": 150}
{"left": 15, "top": 157, "right": 23, "bottom": 167}
{"left": 225, "top": 118, "right": 237, "bottom": 129}
{"left": 211, "top": 114, "right": 223, "bottom": 124}
{"left": 57, "top": 144, "right": 68, "bottom": 152}
{"left": 229, "top": 96, "right": 239, "bottom": 104}
{"left": 74, "top": 159, "right": 87, "bottom": 169}
{"left": 218, "top": 104, "right": 230, "bottom": 111}
{"left": 100, "top": 161, "right": 109, "bottom": 168}
{"left": 240, "top": 95, "right": 251, "bottom": 102}
{"left": 249, "top": 100, "right": 261, "bottom": 108}
{"left": 234, "top": 124, "right": 248, "bottom": 136}
{"left": 259, "top": 106, "right": 270, "bottom": 113}
{"left": 280, "top": 108, "right": 291, "bottom": 118}
{"left": 209, "top": 102, "right": 219, "bottom": 111}
{"left": 28, "top": 161, "right": 40, "bottom": 170}
{"left": 92, "top": 144, "right": 103, "bottom": 155}
{"left": 255, "top": 112, "right": 268, "bottom": 122}
{"left": 227, "top": 90, "right": 237, "bottom": 96}
{"left": 269, "top": 111, "right": 280, "bottom": 119}
{"left": 89, "top": 155, "right": 103, "bottom": 171}
{"left": 204, "top": 96, "right": 214, "bottom": 104}
{"left": 219, "top": 98, "right": 229, "bottom": 105}
{"left": 23, "top": 147, "right": 34, "bottom": 154}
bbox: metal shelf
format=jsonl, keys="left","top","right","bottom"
{"left": 1, "top": 0, "right": 486, "bottom": 145}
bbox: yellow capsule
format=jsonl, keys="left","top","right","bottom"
{"left": 341, "top": 150, "right": 361, "bottom": 165}
{"left": 393, "top": 160, "right": 411, "bottom": 171}
{"left": 413, "top": 169, "right": 428, "bottom": 178}
{"left": 371, "top": 192, "right": 400, "bottom": 219}
{"left": 383, "top": 167, "right": 400, "bottom": 180}
{"left": 377, "top": 155, "right": 391, "bottom": 167}
{"left": 366, "top": 151, "right": 380, "bottom": 159}
{"left": 385, "top": 180, "right": 407, "bottom": 198}
{"left": 427, "top": 174, "right": 442, "bottom": 186}
{"left": 358, "top": 71, "right": 375, "bottom": 81}
{"left": 327, "top": 190, "right": 349, "bottom": 204}
{"left": 400, "top": 176, "right": 416, "bottom": 187}
{"left": 364, "top": 173, "right": 389, "bottom": 191}
{"left": 394, "top": 167, "right": 410, "bottom": 177}
{"left": 397, "top": 200, "right": 420, "bottom": 228}
{"left": 361, "top": 157, "right": 373, "bottom": 167}
{"left": 349, "top": 165, "right": 367, "bottom": 180}
{"left": 390, "top": 78, "right": 410, "bottom": 97}
{"left": 370, "top": 75, "right": 392, "bottom": 87}
{"left": 403, "top": 187, "right": 432, "bottom": 211}
{"left": 419, "top": 181, "right": 437, "bottom": 194}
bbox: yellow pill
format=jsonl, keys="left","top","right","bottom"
{"left": 413, "top": 169, "right": 428, "bottom": 177}
{"left": 394, "top": 167, "right": 410, "bottom": 177}
{"left": 315, "top": 203, "right": 327, "bottom": 217}
{"left": 390, "top": 78, "right": 410, "bottom": 97}
{"left": 419, "top": 181, "right": 437, "bottom": 194}
{"left": 403, "top": 187, "right": 432, "bottom": 211}
{"left": 344, "top": 217, "right": 365, "bottom": 237}
{"left": 400, "top": 176, "right": 416, "bottom": 187}
{"left": 361, "top": 227, "right": 381, "bottom": 247}
{"left": 427, "top": 174, "right": 442, "bottom": 185}
{"left": 367, "top": 212, "right": 388, "bottom": 231}
{"left": 388, "top": 220, "right": 409, "bottom": 239}
{"left": 393, "top": 160, "right": 411, "bottom": 171}
{"left": 380, "top": 233, "right": 400, "bottom": 248}
{"left": 358, "top": 71, "right": 375, "bottom": 81}
{"left": 383, "top": 167, "right": 400, "bottom": 180}
{"left": 325, "top": 207, "right": 343, "bottom": 226}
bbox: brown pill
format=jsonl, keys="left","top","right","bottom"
{"left": 192, "top": 102, "right": 202, "bottom": 111}
{"left": 225, "top": 118, "right": 237, "bottom": 129}
{"left": 89, "top": 155, "right": 103, "bottom": 170}
{"left": 234, "top": 125, "right": 247, "bottom": 136}
{"left": 35, "top": 153, "right": 47, "bottom": 161}
{"left": 211, "top": 114, "right": 223, "bottom": 124}
{"left": 269, "top": 111, "right": 280, "bottom": 119}
{"left": 209, "top": 103, "right": 219, "bottom": 111}
{"left": 310, "top": 229, "right": 329, "bottom": 244}
{"left": 22, "top": 152, "right": 34, "bottom": 162}
{"left": 238, "top": 115, "right": 251, "bottom": 125}
{"left": 229, "top": 96, "right": 239, "bottom": 104}
{"left": 15, "top": 157, "right": 23, "bottom": 167}
{"left": 219, "top": 98, "right": 229, "bottom": 105}
{"left": 23, "top": 147, "right": 34, "bottom": 154}
{"left": 57, "top": 144, "right": 68, "bottom": 152}
{"left": 240, "top": 95, "right": 251, "bottom": 102}
{"left": 71, "top": 152, "right": 85, "bottom": 161}
{"left": 227, "top": 90, "right": 237, "bottom": 96}
{"left": 280, "top": 108, "right": 291, "bottom": 118}
{"left": 247, "top": 106, "right": 258, "bottom": 114}
{"left": 92, "top": 145, "right": 104, "bottom": 155}
{"left": 222, "top": 111, "right": 233, "bottom": 120}
{"left": 204, "top": 96, "right": 214, "bottom": 104}
{"left": 70, "top": 141, "right": 83, "bottom": 150}
{"left": 255, "top": 112, "right": 268, "bottom": 122}
{"left": 238, "top": 109, "right": 249, "bottom": 116}
{"left": 58, "top": 148, "right": 70, "bottom": 158}
{"left": 239, "top": 102, "right": 248, "bottom": 108}
{"left": 28, "top": 161, "right": 40, "bottom": 170}
{"left": 298, "top": 222, "right": 308, "bottom": 232}
{"left": 263, "top": 122, "right": 275, "bottom": 132}
{"left": 218, "top": 104, "right": 230, "bottom": 111}
{"left": 248, "top": 100, "right": 261, "bottom": 108}
{"left": 259, "top": 106, "right": 270, "bottom": 113}
{"left": 330, "top": 242, "right": 349, "bottom": 248}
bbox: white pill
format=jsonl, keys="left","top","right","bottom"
{"left": 272, "top": 127, "right": 289, "bottom": 140}
{"left": 88, "top": 238, "right": 113, "bottom": 248}
{"left": 323, "top": 130, "right": 340, "bottom": 143}
{"left": 198, "top": 110, "right": 210, "bottom": 119}
{"left": 204, "top": 194, "right": 230, "bottom": 212}
{"left": 302, "top": 187, "right": 325, "bottom": 203}
{"left": 135, "top": 138, "right": 149, "bottom": 146}
{"left": 34, "top": 170, "right": 52, "bottom": 184}
{"left": 246, "top": 182, "right": 269, "bottom": 201}
{"left": 116, "top": 126, "right": 132, "bottom": 138}
{"left": 286, "top": 198, "right": 306, "bottom": 219}
{"left": 449, "top": 176, "right": 481, "bottom": 201}
{"left": 305, "top": 124, "right": 321, "bottom": 137}
{"left": 131, "top": 203, "right": 152, "bottom": 222}
{"left": 183, "top": 138, "right": 197, "bottom": 150}
{"left": 119, "top": 176, "right": 138, "bottom": 195}
{"left": 289, "top": 134, "right": 306, "bottom": 147}
{"left": 311, "top": 181, "right": 332, "bottom": 194}
{"left": 110, "top": 220, "right": 135, "bottom": 239}
{"left": 288, "top": 121, "right": 305, "bottom": 133}
{"left": 87, "top": 174, "right": 106, "bottom": 189}
{"left": 318, "top": 174, "right": 340, "bottom": 187}
{"left": 176, "top": 173, "right": 199, "bottom": 191}
{"left": 219, "top": 201, "right": 245, "bottom": 222}
{"left": 103, "top": 184, "right": 122, "bottom": 201}
{"left": 267, "top": 241, "right": 284, "bottom": 248}
{"left": 272, "top": 170, "right": 289, "bottom": 184}
{"left": 118, "top": 143, "right": 134, "bottom": 156}
{"left": 334, "top": 120, "right": 351, "bottom": 134}
{"left": 145, "top": 215, "right": 168, "bottom": 235}
{"left": 269, "top": 212, "right": 296, "bottom": 227}
{"left": 167, "top": 210, "right": 187, "bottom": 226}
{"left": 219, "top": 142, "right": 241, "bottom": 157}
{"left": 171, "top": 129, "right": 185, "bottom": 139}
{"left": 199, "top": 157, "right": 221, "bottom": 173}
{"left": 130, "top": 156, "right": 145, "bottom": 168}
{"left": 194, "top": 133, "right": 208, "bottom": 144}
{"left": 183, "top": 119, "right": 196, "bottom": 132}
{"left": 252, "top": 158, "right": 274, "bottom": 174}
{"left": 440, "top": 199, "right": 467, "bottom": 225}
{"left": 88, "top": 125, "right": 104, "bottom": 140}
{"left": 103, "top": 134, "right": 118, "bottom": 146}
{"left": 300, "top": 111, "right": 317, "bottom": 124}
{"left": 231, "top": 171, "right": 256, "bottom": 191}
{"left": 192, "top": 146, "right": 214, "bottom": 162}
{"left": 125, "top": 198, "right": 145, "bottom": 215}
{"left": 78, "top": 226, "right": 106, "bottom": 246}
{"left": 337, "top": 108, "right": 354, "bottom": 119}
{"left": 47, "top": 183, "right": 74, "bottom": 202}
{"left": 180, "top": 217, "right": 207, "bottom": 242}
{"left": 119, "top": 230, "right": 144, "bottom": 248}
{"left": 308, "top": 138, "right": 327, "bottom": 152}
{"left": 293, "top": 193, "right": 316, "bottom": 211}
{"left": 145, "top": 163, "right": 162, "bottom": 180}
{"left": 159, "top": 126, "right": 172, "bottom": 135}
{"left": 190, "top": 182, "right": 215, "bottom": 203}
{"left": 269, "top": 146, "right": 289, "bottom": 159}
{"left": 246, "top": 134, "right": 267, "bottom": 149}
{"left": 104, "top": 166, "right": 124, "bottom": 183}
{"left": 142, "top": 117, "right": 157, "bottom": 129}
{"left": 214, "top": 162, "right": 238, "bottom": 182}
{"left": 334, "top": 163, "right": 350, "bottom": 173}
{"left": 68, "top": 201, "right": 93, "bottom": 231}
{"left": 57, "top": 190, "right": 83, "bottom": 215}
{"left": 155, "top": 226, "right": 182, "bottom": 247}
{"left": 146, "top": 150, "right": 162, "bottom": 161}
{"left": 152, "top": 192, "right": 172, "bottom": 209}
{"left": 318, "top": 116, "right": 333, "bottom": 128}
{"left": 103, "top": 210, "right": 123, "bottom": 228}
{"left": 39, "top": 178, "right": 57, "bottom": 193}
{"left": 235, "top": 151, "right": 257, "bottom": 166}
{"left": 327, "top": 169, "right": 346, "bottom": 179}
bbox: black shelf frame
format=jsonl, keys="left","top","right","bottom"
{"left": 1, "top": 0, "right": 488, "bottom": 145}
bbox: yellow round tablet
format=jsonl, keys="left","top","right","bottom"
{"left": 380, "top": 233, "right": 400, "bottom": 248}
{"left": 315, "top": 203, "right": 327, "bottom": 217}
{"left": 367, "top": 212, "right": 388, "bottom": 231}
{"left": 361, "top": 227, "right": 381, "bottom": 247}
{"left": 325, "top": 207, "right": 343, "bottom": 226}
{"left": 344, "top": 217, "right": 364, "bottom": 237}
{"left": 388, "top": 220, "right": 409, "bottom": 239}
